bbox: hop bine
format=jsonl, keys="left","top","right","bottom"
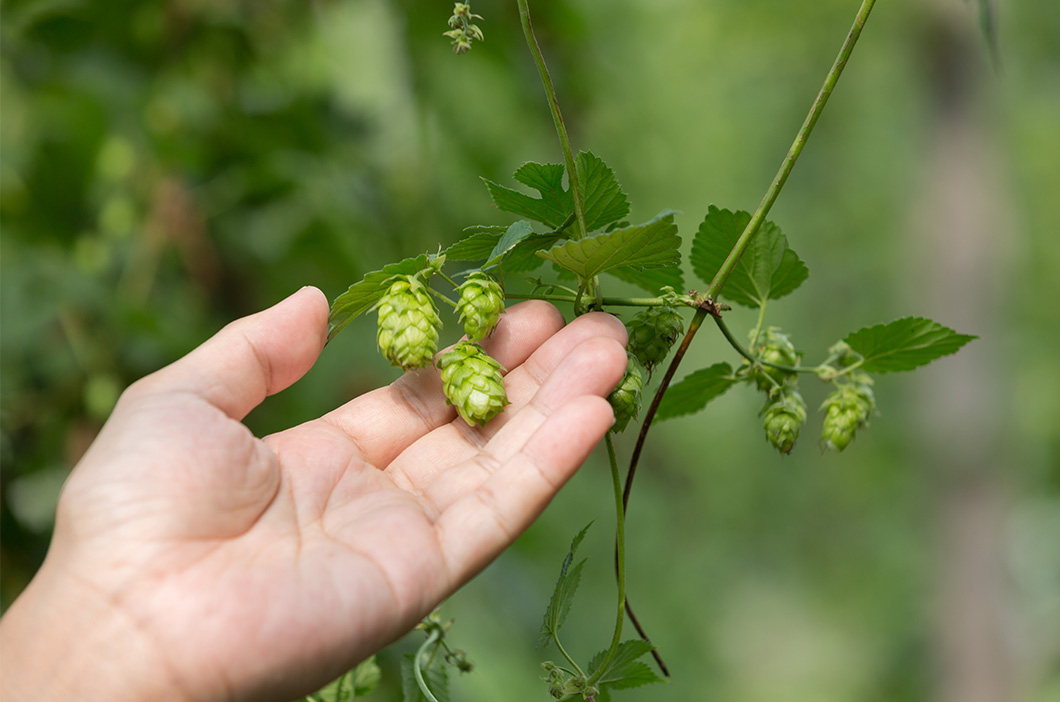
{"left": 455, "top": 272, "right": 505, "bottom": 342}
{"left": 438, "top": 341, "right": 510, "bottom": 426}
{"left": 374, "top": 276, "right": 442, "bottom": 371}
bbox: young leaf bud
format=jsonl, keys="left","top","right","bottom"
{"left": 455, "top": 272, "right": 505, "bottom": 342}
{"left": 374, "top": 276, "right": 442, "bottom": 371}
{"left": 438, "top": 341, "right": 509, "bottom": 426}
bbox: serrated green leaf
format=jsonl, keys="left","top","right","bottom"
{"left": 442, "top": 226, "right": 505, "bottom": 261}
{"left": 656, "top": 363, "right": 735, "bottom": 420}
{"left": 844, "top": 317, "right": 976, "bottom": 373}
{"left": 499, "top": 233, "right": 563, "bottom": 273}
{"left": 401, "top": 653, "right": 450, "bottom": 702}
{"left": 588, "top": 640, "right": 666, "bottom": 693}
{"left": 298, "top": 657, "right": 379, "bottom": 702}
{"left": 606, "top": 262, "right": 683, "bottom": 295}
{"left": 538, "top": 522, "right": 593, "bottom": 648}
{"left": 328, "top": 254, "right": 431, "bottom": 342}
{"left": 537, "top": 211, "right": 680, "bottom": 281}
{"left": 483, "top": 163, "right": 569, "bottom": 229}
{"left": 482, "top": 152, "right": 629, "bottom": 233}
{"left": 484, "top": 220, "right": 535, "bottom": 268}
{"left": 689, "top": 206, "right": 808, "bottom": 308}
{"left": 577, "top": 151, "right": 630, "bottom": 232}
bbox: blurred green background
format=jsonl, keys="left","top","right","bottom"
{"left": 2, "top": 0, "right": 1058, "bottom": 700}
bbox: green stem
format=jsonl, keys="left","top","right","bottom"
{"left": 414, "top": 630, "right": 442, "bottom": 702}
{"left": 506, "top": 293, "right": 673, "bottom": 307}
{"left": 553, "top": 638, "right": 585, "bottom": 678}
{"left": 587, "top": 434, "right": 626, "bottom": 687}
{"left": 426, "top": 286, "right": 458, "bottom": 309}
{"left": 706, "top": 0, "right": 877, "bottom": 300}
{"left": 436, "top": 270, "right": 461, "bottom": 289}
{"left": 516, "top": 0, "right": 587, "bottom": 239}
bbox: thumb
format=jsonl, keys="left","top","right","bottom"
{"left": 135, "top": 286, "right": 330, "bottom": 420}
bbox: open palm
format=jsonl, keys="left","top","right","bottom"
{"left": 8, "top": 287, "right": 627, "bottom": 702}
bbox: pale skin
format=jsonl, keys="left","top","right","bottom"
{"left": 0, "top": 287, "right": 629, "bottom": 702}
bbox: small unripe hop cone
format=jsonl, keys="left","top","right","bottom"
{"left": 374, "top": 276, "right": 442, "bottom": 370}
{"left": 439, "top": 341, "right": 510, "bottom": 426}
{"left": 455, "top": 272, "right": 505, "bottom": 342}
{"left": 749, "top": 327, "right": 799, "bottom": 395}
{"left": 820, "top": 373, "right": 876, "bottom": 452}
{"left": 608, "top": 356, "right": 644, "bottom": 433}
{"left": 762, "top": 391, "right": 806, "bottom": 454}
{"left": 626, "top": 306, "right": 684, "bottom": 373}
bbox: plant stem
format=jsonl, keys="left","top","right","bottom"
{"left": 587, "top": 434, "right": 627, "bottom": 686}
{"left": 553, "top": 638, "right": 585, "bottom": 678}
{"left": 414, "top": 630, "right": 442, "bottom": 702}
{"left": 706, "top": 0, "right": 877, "bottom": 300}
{"left": 516, "top": 0, "right": 587, "bottom": 239}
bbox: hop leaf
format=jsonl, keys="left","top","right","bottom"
{"left": 626, "top": 306, "right": 684, "bottom": 372}
{"left": 374, "top": 276, "right": 442, "bottom": 371}
{"left": 455, "top": 272, "right": 505, "bottom": 342}
{"left": 762, "top": 390, "right": 806, "bottom": 454}
{"left": 608, "top": 356, "right": 644, "bottom": 433}
{"left": 438, "top": 341, "right": 509, "bottom": 426}
{"left": 820, "top": 373, "right": 876, "bottom": 452}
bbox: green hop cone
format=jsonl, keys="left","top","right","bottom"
{"left": 438, "top": 340, "right": 509, "bottom": 426}
{"left": 820, "top": 373, "right": 876, "bottom": 452}
{"left": 626, "top": 306, "right": 684, "bottom": 372}
{"left": 455, "top": 272, "right": 505, "bottom": 342}
{"left": 762, "top": 390, "right": 807, "bottom": 455}
{"left": 374, "top": 276, "right": 442, "bottom": 371}
{"left": 608, "top": 356, "right": 644, "bottom": 434}
{"left": 748, "top": 327, "right": 799, "bottom": 394}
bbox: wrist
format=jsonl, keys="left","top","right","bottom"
{"left": 1, "top": 560, "right": 190, "bottom": 702}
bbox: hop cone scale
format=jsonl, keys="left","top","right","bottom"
{"left": 455, "top": 272, "right": 505, "bottom": 342}
{"left": 374, "top": 276, "right": 442, "bottom": 371}
{"left": 439, "top": 341, "right": 509, "bottom": 426}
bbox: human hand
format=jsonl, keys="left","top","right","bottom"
{"left": 0, "top": 287, "right": 628, "bottom": 702}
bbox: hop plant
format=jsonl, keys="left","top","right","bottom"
{"left": 762, "top": 390, "right": 807, "bottom": 454}
{"left": 608, "top": 356, "right": 644, "bottom": 433}
{"left": 455, "top": 272, "right": 505, "bottom": 342}
{"left": 438, "top": 341, "right": 509, "bottom": 426}
{"left": 820, "top": 373, "right": 876, "bottom": 452}
{"left": 626, "top": 305, "right": 684, "bottom": 372}
{"left": 374, "top": 276, "right": 442, "bottom": 371}
{"left": 747, "top": 327, "right": 799, "bottom": 394}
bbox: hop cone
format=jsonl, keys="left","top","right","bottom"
{"left": 374, "top": 276, "right": 442, "bottom": 371}
{"left": 821, "top": 373, "right": 876, "bottom": 452}
{"left": 626, "top": 306, "right": 684, "bottom": 372}
{"left": 608, "top": 356, "right": 644, "bottom": 434}
{"left": 438, "top": 341, "right": 509, "bottom": 426}
{"left": 455, "top": 272, "right": 505, "bottom": 342}
{"left": 749, "top": 327, "right": 799, "bottom": 394}
{"left": 762, "top": 390, "right": 807, "bottom": 454}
